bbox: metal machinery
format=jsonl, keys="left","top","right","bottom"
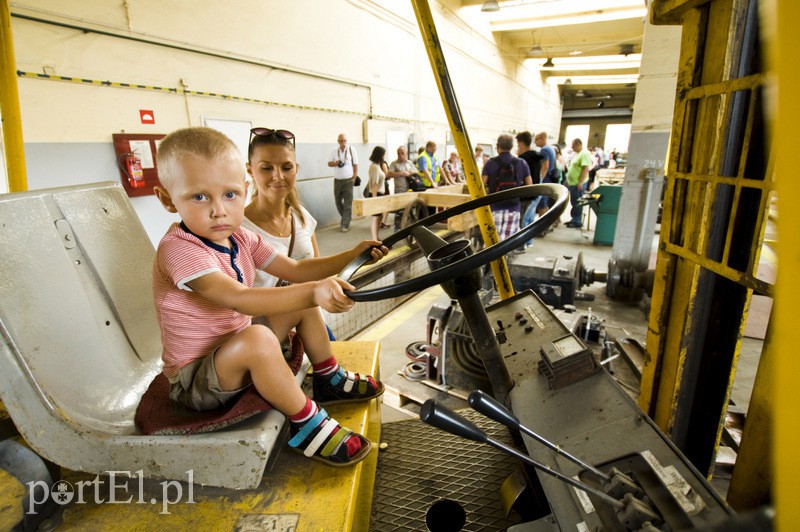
{"left": 509, "top": 252, "right": 605, "bottom": 309}
{"left": 580, "top": 185, "right": 624, "bottom": 246}
{"left": 396, "top": 0, "right": 777, "bottom": 528}
{"left": 338, "top": 182, "right": 752, "bottom": 529}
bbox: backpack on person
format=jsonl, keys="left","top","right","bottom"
{"left": 489, "top": 156, "right": 520, "bottom": 193}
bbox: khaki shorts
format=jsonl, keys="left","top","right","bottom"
{"left": 169, "top": 349, "right": 250, "bottom": 411}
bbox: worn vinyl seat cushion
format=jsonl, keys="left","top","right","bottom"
{"left": 135, "top": 334, "right": 305, "bottom": 435}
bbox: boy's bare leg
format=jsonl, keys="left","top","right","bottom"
{"left": 267, "top": 307, "right": 333, "bottom": 364}
{"left": 213, "top": 324, "right": 307, "bottom": 415}
{"left": 268, "top": 307, "right": 383, "bottom": 406}
{"left": 213, "top": 324, "right": 370, "bottom": 464}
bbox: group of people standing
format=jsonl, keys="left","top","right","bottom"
{"left": 327, "top": 130, "right": 598, "bottom": 243}
{"left": 329, "top": 136, "right": 466, "bottom": 240}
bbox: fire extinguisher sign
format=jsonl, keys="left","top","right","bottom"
{"left": 139, "top": 110, "right": 155, "bottom": 124}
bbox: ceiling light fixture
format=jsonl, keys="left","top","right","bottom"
{"left": 528, "top": 31, "right": 543, "bottom": 55}
{"left": 542, "top": 58, "right": 554, "bottom": 68}
{"left": 481, "top": 1, "right": 500, "bottom": 12}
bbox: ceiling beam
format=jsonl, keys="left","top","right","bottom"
{"left": 489, "top": 5, "right": 647, "bottom": 32}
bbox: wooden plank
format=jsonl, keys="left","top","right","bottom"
{"left": 448, "top": 212, "right": 478, "bottom": 232}
{"left": 352, "top": 185, "right": 471, "bottom": 217}
{"left": 353, "top": 193, "right": 419, "bottom": 216}
{"left": 419, "top": 191, "right": 471, "bottom": 209}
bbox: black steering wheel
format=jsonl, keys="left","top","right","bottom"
{"left": 339, "top": 183, "right": 569, "bottom": 302}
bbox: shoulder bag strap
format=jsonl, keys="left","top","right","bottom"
{"left": 275, "top": 213, "right": 295, "bottom": 287}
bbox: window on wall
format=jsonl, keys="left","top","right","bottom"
{"left": 564, "top": 125, "right": 590, "bottom": 148}
{"left": 604, "top": 123, "right": 632, "bottom": 153}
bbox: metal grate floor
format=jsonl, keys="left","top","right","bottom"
{"left": 370, "top": 410, "right": 522, "bottom": 531}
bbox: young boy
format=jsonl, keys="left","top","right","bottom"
{"left": 152, "top": 127, "right": 385, "bottom": 467}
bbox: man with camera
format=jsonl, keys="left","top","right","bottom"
{"left": 328, "top": 133, "right": 359, "bottom": 232}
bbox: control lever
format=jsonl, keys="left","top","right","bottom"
{"left": 419, "top": 400, "right": 624, "bottom": 510}
{"left": 468, "top": 390, "right": 611, "bottom": 482}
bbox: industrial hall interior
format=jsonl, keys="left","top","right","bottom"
{"left": 1, "top": 0, "right": 797, "bottom": 530}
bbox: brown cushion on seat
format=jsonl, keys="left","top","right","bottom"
{"left": 135, "top": 334, "right": 305, "bottom": 435}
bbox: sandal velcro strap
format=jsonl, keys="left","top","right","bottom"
{"left": 288, "top": 409, "right": 330, "bottom": 449}
{"left": 313, "top": 368, "right": 384, "bottom": 407}
{"left": 287, "top": 409, "right": 372, "bottom": 467}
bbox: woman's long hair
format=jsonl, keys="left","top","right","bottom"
{"left": 369, "top": 146, "right": 386, "bottom": 164}
{"left": 248, "top": 133, "right": 306, "bottom": 227}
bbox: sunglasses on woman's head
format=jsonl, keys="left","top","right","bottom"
{"left": 249, "top": 128, "right": 295, "bottom": 147}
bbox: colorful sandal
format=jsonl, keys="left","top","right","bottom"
{"left": 313, "top": 368, "right": 385, "bottom": 406}
{"left": 287, "top": 409, "right": 372, "bottom": 467}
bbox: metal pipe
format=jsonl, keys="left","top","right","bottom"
{"left": 0, "top": 0, "right": 27, "bottom": 192}
{"left": 410, "top": 0, "right": 515, "bottom": 300}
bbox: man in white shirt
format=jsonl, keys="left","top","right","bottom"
{"left": 327, "top": 133, "right": 359, "bottom": 232}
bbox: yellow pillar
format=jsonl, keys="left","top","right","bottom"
{"left": 0, "top": 0, "right": 27, "bottom": 192}
{"left": 410, "top": 0, "right": 514, "bottom": 299}
{"left": 774, "top": 0, "right": 800, "bottom": 528}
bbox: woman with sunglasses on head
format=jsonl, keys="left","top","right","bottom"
{"left": 240, "top": 128, "right": 388, "bottom": 457}
{"left": 243, "top": 128, "right": 388, "bottom": 292}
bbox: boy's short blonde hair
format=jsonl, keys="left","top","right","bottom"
{"left": 157, "top": 127, "right": 242, "bottom": 191}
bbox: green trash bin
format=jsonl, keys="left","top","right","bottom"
{"left": 587, "top": 184, "right": 622, "bottom": 245}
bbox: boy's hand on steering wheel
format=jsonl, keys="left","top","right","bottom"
{"left": 356, "top": 240, "right": 389, "bottom": 264}
{"left": 313, "top": 278, "right": 355, "bottom": 313}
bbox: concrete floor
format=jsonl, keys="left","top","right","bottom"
{"left": 316, "top": 204, "right": 767, "bottom": 495}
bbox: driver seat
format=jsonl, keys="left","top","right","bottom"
{"left": 0, "top": 182, "right": 305, "bottom": 489}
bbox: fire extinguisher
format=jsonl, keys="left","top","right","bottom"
{"left": 119, "top": 152, "right": 145, "bottom": 188}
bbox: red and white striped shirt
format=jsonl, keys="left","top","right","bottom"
{"left": 153, "top": 223, "right": 277, "bottom": 379}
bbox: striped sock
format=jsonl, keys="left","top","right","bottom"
{"left": 313, "top": 356, "right": 378, "bottom": 389}
{"left": 289, "top": 397, "right": 318, "bottom": 423}
{"left": 312, "top": 356, "right": 339, "bottom": 378}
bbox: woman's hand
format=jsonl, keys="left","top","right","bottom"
{"left": 313, "top": 278, "right": 355, "bottom": 313}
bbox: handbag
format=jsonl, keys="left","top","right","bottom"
{"left": 353, "top": 176, "right": 361, "bottom": 186}
{"left": 407, "top": 173, "right": 427, "bottom": 191}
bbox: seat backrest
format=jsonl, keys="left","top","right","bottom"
{"left": 0, "top": 182, "right": 162, "bottom": 434}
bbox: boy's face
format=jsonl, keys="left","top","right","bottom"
{"left": 155, "top": 154, "right": 247, "bottom": 247}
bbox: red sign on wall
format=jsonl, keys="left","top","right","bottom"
{"left": 139, "top": 110, "right": 155, "bottom": 124}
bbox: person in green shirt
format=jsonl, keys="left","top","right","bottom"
{"left": 565, "top": 138, "right": 593, "bottom": 228}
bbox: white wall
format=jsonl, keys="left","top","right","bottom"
{"left": 9, "top": 0, "right": 562, "bottom": 242}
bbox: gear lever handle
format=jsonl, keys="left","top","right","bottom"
{"left": 468, "top": 390, "right": 611, "bottom": 482}
{"left": 420, "top": 399, "right": 488, "bottom": 444}
{"left": 420, "top": 400, "right": 624, "bottom": 510}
